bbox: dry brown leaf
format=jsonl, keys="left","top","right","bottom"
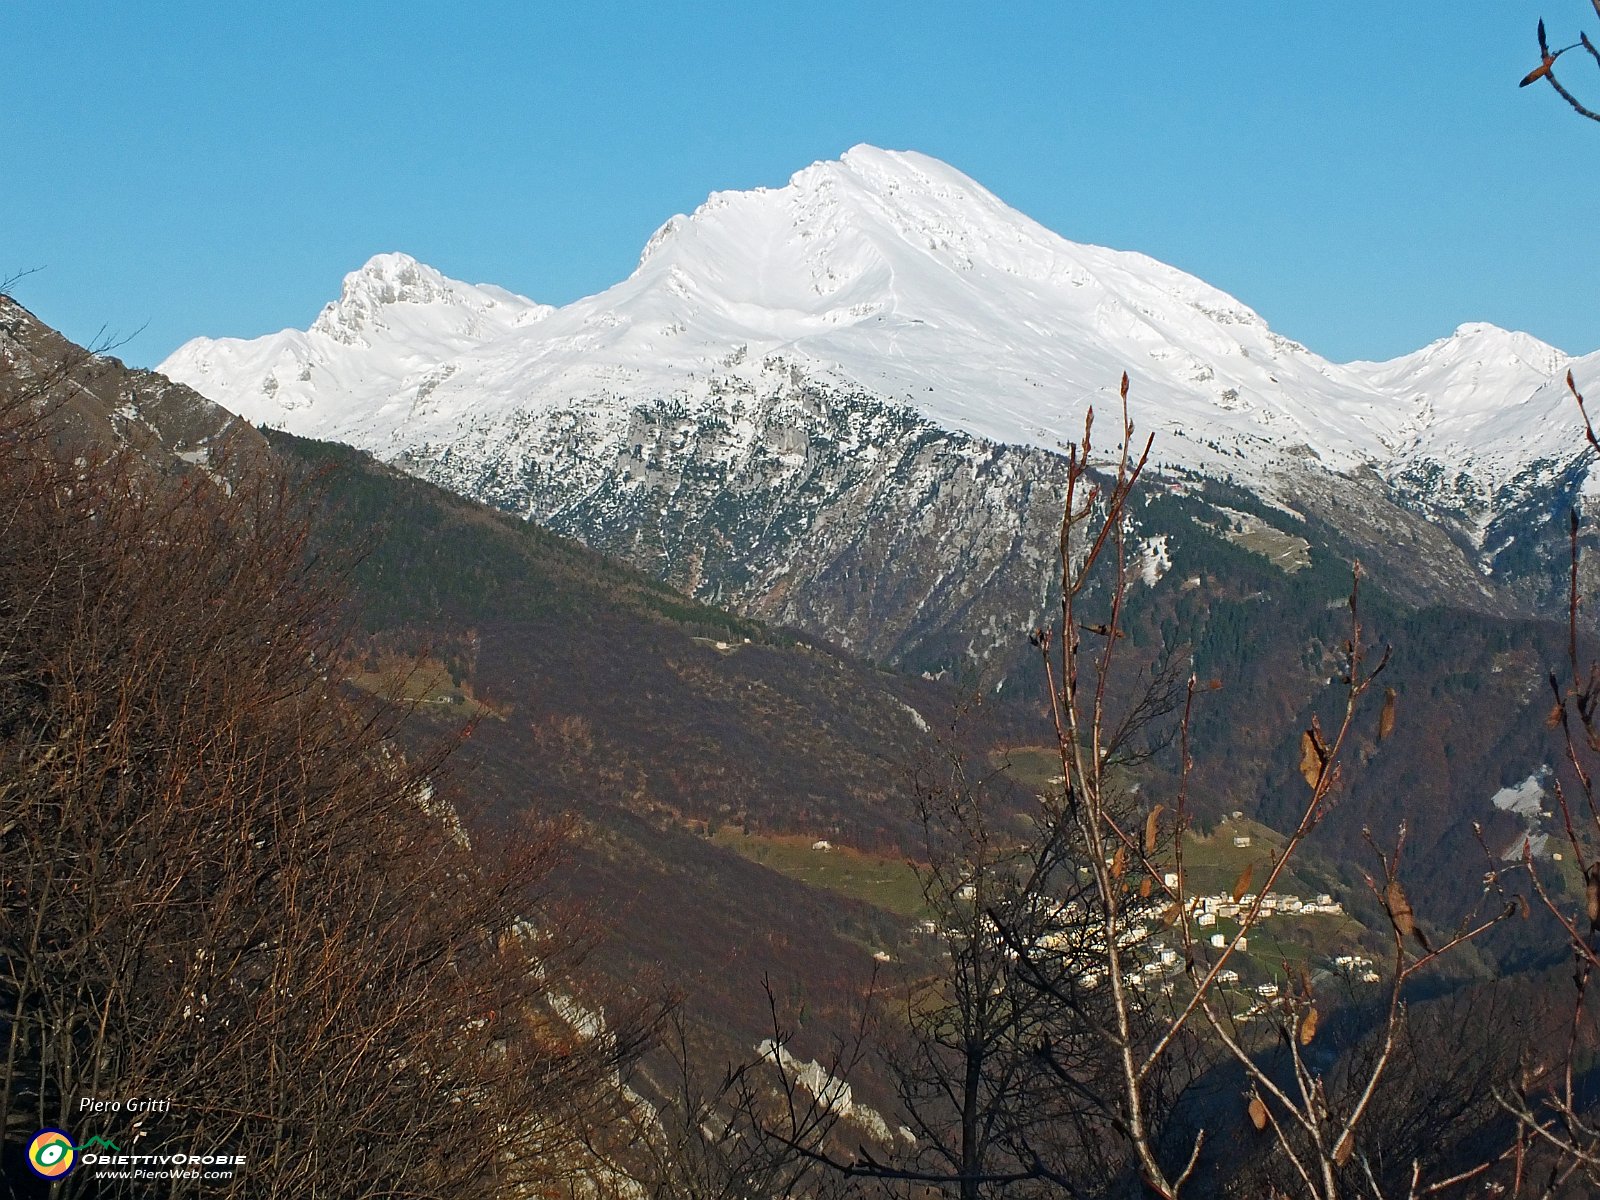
{"left": 1248, "top": 1095, "right": 1268, "bottom": 1131}
{"left": 1585, "top": 863, "right": 1600, "bottom": 931}
{"left": 1231, "top": 863, "right": 1253, "bottom": 904}
{"left": 1547, "top": 702, "right": 1565, "bottom": 729}
{"left": 1298, "top": 731, "right": 1321, "bottom": 788}
{"left": 1299, "top": 1008, "right": 1319, "bottom": 1045}
{"left": 1111, "top": 845, "right": 1127, "bottom": 879}
{"left": 1385, "top": 881, "right": 1415, "bottom": 937}
{"left": 1298, "top": 727, "right": 1330, "bottom": 789}
{"left": 1139, "top": 876, "right": 1153, "bottom": 898}
{"left": 1333, "top": 1130, "right": 1354, "bottom": 1166}
{"left": 1378, "top": 687, "right": 1396, "bottom": 741}
{"left": 1159, "top": 902, "right": 1182, "bottom": 927}
{"left": 1384, "top": 880, "right": 1427, "bottom": 954}
{"left": 1144, "top": 805, "right": 1165, "bottom": 855}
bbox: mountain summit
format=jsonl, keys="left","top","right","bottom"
{"left": 168, "top": 250, "right": 551, "bottom": 422}
{"left": 309, "top": 251, "right": 552, "bottom": 347}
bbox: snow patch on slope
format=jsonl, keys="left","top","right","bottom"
{"left": 1138, "top": 535, "right": 1171, "bottom": 587}
{"left": 757, "top": 1039, "right": 898, "bottom": 1145}
{"left": 1491, "top": 770, "right": 1548, "bottom": 818}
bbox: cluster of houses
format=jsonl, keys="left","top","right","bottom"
{"left": 921, "top": 876, "right": 1369, "bottom": 1017}
{"left": 906, "top": 839, "right": 1376, "bottom": 1019}
{"left": 1173, "top": 869, "right": 1346, "bottom": 929}
{"left": 1126, "top": 884, "right": 1358, "bottom": 999}
{"left": 1332, "top": 953, "right": 1382, "bottom": 984}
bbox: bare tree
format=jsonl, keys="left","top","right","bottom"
{"left": 1015, "top": 379, "right": 1526, "bottom": 1198}
{"left": 0, "top": 380, "right": 660, "bottom": 1197}
{"left": 1493, "top": 370, "right": 1600, "bottom": 1196}
{"left": 876, "top": 742, "right": 1129, "bottom": 1198}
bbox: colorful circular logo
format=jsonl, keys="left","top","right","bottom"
{"left": 27, "top": 1129, "right": 76, "bottom": 1179}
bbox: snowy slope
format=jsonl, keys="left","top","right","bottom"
{"left": 160, "top": 146, "right": 1594, "bottom": 534}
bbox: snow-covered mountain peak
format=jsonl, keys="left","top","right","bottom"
{"left": 1419, "top": 322, "right": 1565, "bottom": 377}
{"left": 1443, "top": 323, "right": 1567, "bottom": 375}
{"left": 1351, "top": 322, "right": 1565, "bottom": 381}
{"left": 568, "top": 146, "right": 1396, "bottom": 472}
{"left": 1346, "top": 322, "right": 1570, "bottom": 450}
{"left": 632, "top": 146, "right": 1265, "bottom": 322}
{"left": 332, "top": 251, "right": 450, "bottom": 305}
{"left": 158, "top": 254, "right": 552, "bottom": 426}
{"left": 310, "top": 252, "right": 551, "bottom": 347}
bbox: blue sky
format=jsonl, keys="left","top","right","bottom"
{"left": 4, "top": 3, "right": 1596, "bottom": 366}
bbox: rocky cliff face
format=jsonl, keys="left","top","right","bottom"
{"left": 398, "top": 374, "right": 1068, "bottom": 675}
{"left": 391, "top": 356, "right": 1566, "bottom": 683}
{"left": 1, "top": 295, "right": 263, "bottom": 473}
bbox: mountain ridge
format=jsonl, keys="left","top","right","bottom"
{"left": 156, "top": 146, "right": 1600, "bottom": 669}
{"left": 160, "top": 146, "right": 1594, "bottom": 514}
